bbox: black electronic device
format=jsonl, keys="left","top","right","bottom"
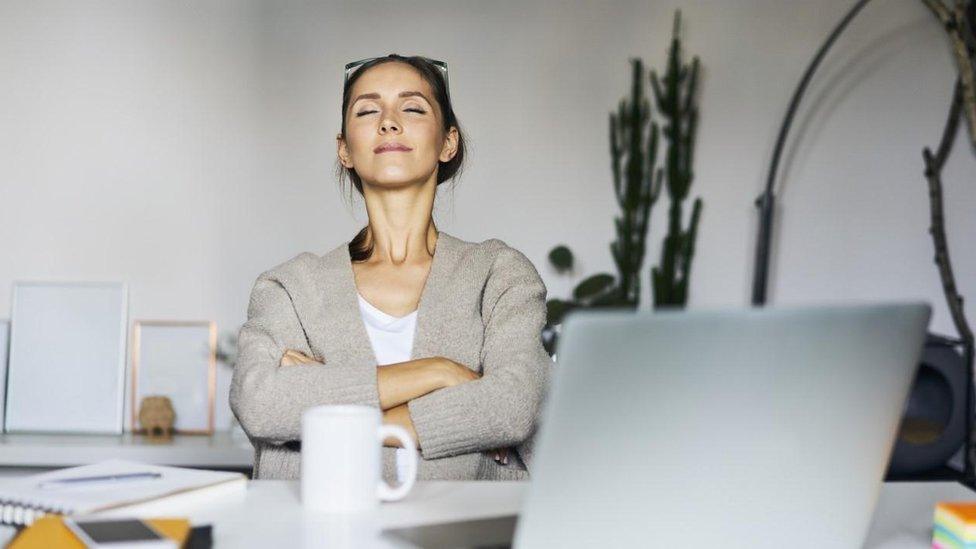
{"left": 63, "top": 517, "right": 176, "bottom": 549}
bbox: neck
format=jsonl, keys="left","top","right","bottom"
{"left": 360, "top": 175, "right": 439, "bottom": 266}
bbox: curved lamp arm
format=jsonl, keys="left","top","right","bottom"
{"left": 750, "top": 0, "right": 874, "bottom": 306}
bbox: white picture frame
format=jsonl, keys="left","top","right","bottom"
{"left": 5, "top": 282, "right": 128, "bottom": 434}
{"left": 131, "top": 321, "right": 216, "bottom": 435}
{"left": 0, "top": 319, "right": 9, "bottom": 432}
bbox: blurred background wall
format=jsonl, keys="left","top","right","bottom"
{"left": 1, "top": 0, "right": 973, "bottom": 430}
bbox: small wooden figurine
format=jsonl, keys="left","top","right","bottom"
{"left": 138, "top": 395, "right": 176, "bottom": 439}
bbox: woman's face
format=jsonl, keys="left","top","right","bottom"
{"left": 338, "top": 62, "right": 458, "bottom": 188}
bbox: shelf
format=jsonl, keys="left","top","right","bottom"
{"left": 0, "top": 431, "right": 253, "bottom": 469}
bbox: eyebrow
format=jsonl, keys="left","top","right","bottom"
{"left": 351, "top": 91, "right": 433, "bottom": 106}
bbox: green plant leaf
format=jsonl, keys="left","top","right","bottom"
{"left": 589, "top": 288, "right": 632, "bottom": 308}
{"left": 546, "top": 298, "right": 576, "bottom": 326}
{"left": 548, "top": 245, "right": 574, "bottom": 272}
{"left": 573, "top": 273, "right": 616, "bottom": 301}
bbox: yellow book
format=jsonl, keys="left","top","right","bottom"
{"left": 8, "top": 516, "right": 191, "bottom": 548}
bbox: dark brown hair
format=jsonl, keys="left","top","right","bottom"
{"left": 336, "top": 54, "right": 467, "bottom": 262}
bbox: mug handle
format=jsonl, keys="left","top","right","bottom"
{"left": 376, "top": 424, "right": 418, "bottom": 502}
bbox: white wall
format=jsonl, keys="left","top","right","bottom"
{"left": 2, "top": 0, "right": 973, "bottom": 431}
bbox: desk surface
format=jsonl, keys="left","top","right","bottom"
{"left": 97, "top": 480, "right": 525, "bottom": 548}
{"left": 86, "top": 479, "right": 975, "bottom": 548}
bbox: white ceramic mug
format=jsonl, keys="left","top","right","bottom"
{"left": 301, "top": 404, "right": 418, "bottom": 512}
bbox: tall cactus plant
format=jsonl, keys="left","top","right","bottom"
{"left": 610, "top": 58, "right": 664, "bottom": 308}
{"left": 650, "top": 11, "right": 702, "bottom": 308}
{"left": 542, "top": 9, "right": 702, "bottom": 354}
{"left": 544, "top": 57, "right": 661, "bottom": 336}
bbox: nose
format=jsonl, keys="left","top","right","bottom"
{"left": 379, "top": 117, "right": 400, "bottom": 134}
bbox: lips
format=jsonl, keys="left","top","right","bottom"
{"left": 374, "top": 142, "right": 412, "bottom": 153}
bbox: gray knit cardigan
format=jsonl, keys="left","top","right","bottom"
{"left": 229, "top": 231, "right": 554, "bottom": 482}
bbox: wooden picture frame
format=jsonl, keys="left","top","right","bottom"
{"left": 131, "top": 320, "right": 216, "bottom": 435}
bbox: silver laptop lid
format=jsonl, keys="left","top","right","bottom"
{"left": 514, "top": 302, "right": 931, "bottom": 549}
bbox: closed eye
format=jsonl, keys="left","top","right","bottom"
{"left": 355, "top": 108, "right": 426, "bottom": 117}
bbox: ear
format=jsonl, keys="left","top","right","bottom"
{"left": 337, "top": 133, "right": 353, "bottom": 168}
{"left": 439, "top": 126, "right": 459, "bottom": 163}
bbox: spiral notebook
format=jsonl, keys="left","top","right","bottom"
{"left": 0, "top": 459, "right": 247, "bottom": 527}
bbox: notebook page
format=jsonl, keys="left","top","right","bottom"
{"left": 0, "top": 459, "right": 246, "bottom": 515}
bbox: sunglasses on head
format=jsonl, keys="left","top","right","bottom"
{"left": 344, "top": 56, "right": 450, "bottom": 99}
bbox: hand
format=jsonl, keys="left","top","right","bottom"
{"left": 382, "top": 404, "right": 418, "bottom": 448}
{"left": 437, "top": 357, "right": 481, "bottom": 388}
{"left": 280, "top": 349, "right": 317, "bottom": 366}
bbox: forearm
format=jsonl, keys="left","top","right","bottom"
{"left": 407, "top": 366, "right": 545, "bottom": 458}
{"left": 278, "top": 352, "right": 448, "bottom": 411}
{"left": 376, "top": 357, "right": 449, "bottom": 411}
{"left": 230, "top": 339, "right": 380, "bottom": 444}
{"left": 381, "top": 403, "right": 419, "bottom": 448}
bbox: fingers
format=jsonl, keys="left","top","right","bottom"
{"left": 491, "top": 448, "right": 510, "bottom": 465}
{"left": 280, "top": 349, "right": 315, "bottom": 366}
{"left": 289, "top": 350, "right": 313, "bottom": 362}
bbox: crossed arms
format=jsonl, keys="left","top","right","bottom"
{"left": 229, "top": 246, "right": 552, "bottom": 466}
{"left": 278, "top": 350, "right": 501, "bottom": 459}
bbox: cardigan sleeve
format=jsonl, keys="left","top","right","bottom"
{"left": 229, "top": 272, "right": 381, "bottom": 446}
{"left": 406, "top": 245, "right": 554, "bottom": 460}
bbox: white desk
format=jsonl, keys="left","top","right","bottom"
{"left": 85, "top": 480, "right": 975, "bottom": 548}
{"left": 96, "top": 480, "right": 524, "bottom": 548}
{"left": 865, "top": 481, "right": 976, "bottom": 548}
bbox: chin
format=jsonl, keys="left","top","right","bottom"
{"left": 367, "top": 168, "right": 431, "bottom": 188}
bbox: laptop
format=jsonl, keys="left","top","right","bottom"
{"left": 514, "top": 301, "right": 931, "bottom": 548}
{"left": 383, "top": 302, "right": 930, "bottom": 548}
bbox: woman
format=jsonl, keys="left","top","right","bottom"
{"left": 229, "top": 54, "right": 553, "bottom": 483}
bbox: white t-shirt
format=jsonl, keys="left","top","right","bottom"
{"left": 356, "top": 292, "right": 418, "bottom": 484}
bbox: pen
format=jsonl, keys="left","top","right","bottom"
{"left": 37, "top": 472, "right": 162, "bottom": 489}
